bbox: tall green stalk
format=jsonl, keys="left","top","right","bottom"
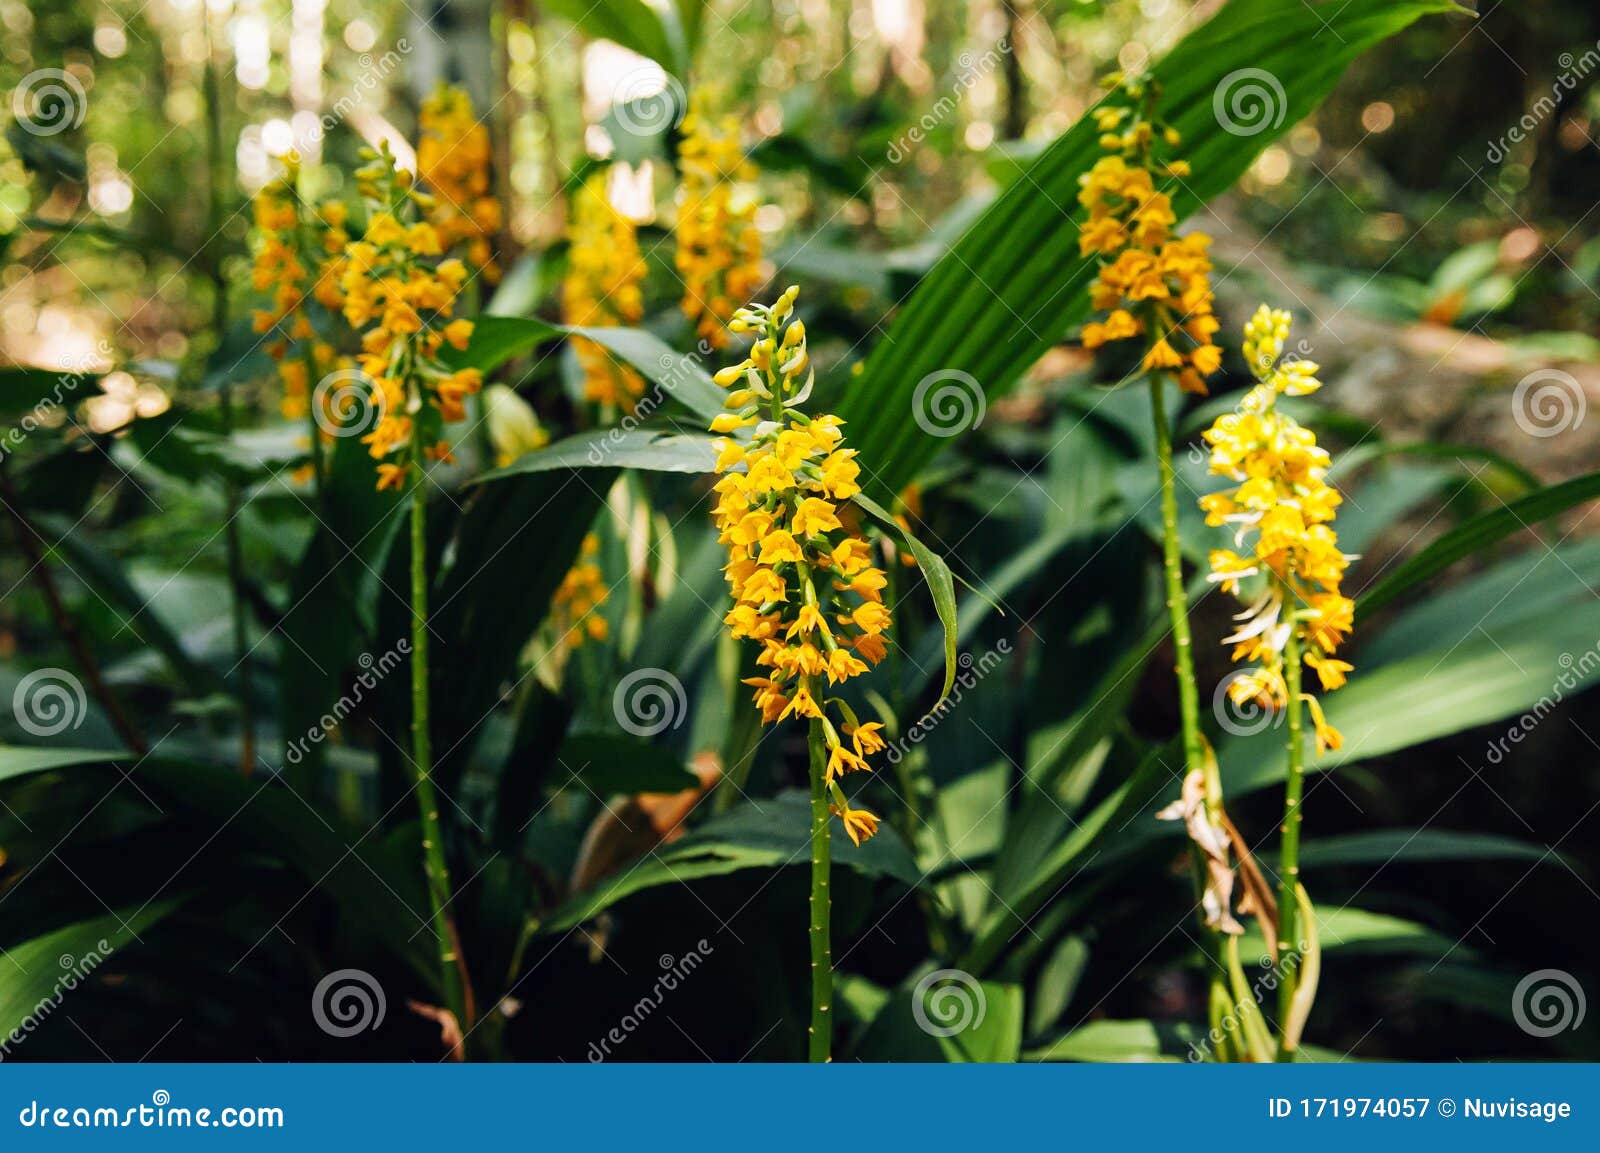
{"left": 201, "top": 13, "right": 254, "bottom": 773}
{"left": 1276, "top": 616, "right": 1307, "bottom": 1058}
{"left": 1149, "top": 374, "right": 1237, "bottom": 1053}
{"left": 408, "top": 434, "right": 469, "bottom": 1055}
{"left": 806, "top": 703, "right": 833, "bottom": 1063}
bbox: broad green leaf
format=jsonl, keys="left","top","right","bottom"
{"left": 1238, "top": 907, "right": 1464, "bottom": 964}
{"left": 556, "top": 733, "right": 700, "bottom": 795}
{"left": 1358, "top": 470, "right": 1600, "bottom": 613}
{"left": 851, "top": 972, "right": 1024, "bottom": 1062}
{"left": 837, "top": 0, "right": 1468, "bottom": 499}
{"left": 853, "top": 492, "right": 961, "bottom": 701}
{"left": 1294, "top": 829, "right": 1571, "bottom": 872}
{"left": 537, "top": 791, "right": 920, "bottom": 934}
{"left": 479, "top": 429, "right": 720, "bottom": 480}
{"left": 1027, "top": 1018, "right": 1198, "bottom": 1063}
{"left": 0, "top": 366, "right": 100, "bottom": 422}
{"left": 0, "top": 902, "right": 184, "bottom": 1038}
{"left": 450, "top": 316, "right": 724, "bottom": 423}
{"left": 537, "top": 0, "right": 681, "bottom": 74}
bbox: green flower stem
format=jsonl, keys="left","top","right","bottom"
{"left": 408, "top": 437, "right": 469, "bottom": 1055}
{"left": 806, "top": 699, "right": 833, "bottom": 1063}
{"left": 1277, "top": 614, "right": 1307, "bottom": 1059}
{"left": 1149, "top": 374, "right": 1237, "bottom": 1054}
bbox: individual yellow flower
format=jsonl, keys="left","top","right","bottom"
{"left": 337, "top": 142, "right": 481, "bottom": 489}
{"left": 561, "top": 173, "right": 647, "bottom": 411}
{"left": 417, "top": 85, "right": 501, "bottom": 282}
{"left": 675, "top": 91, "right": 765, "bottom": 349}
{"left": 1201, "top": 306, "right": 1355, "bottom": 753}
{"left": 1076, "top": 77, "right": 1220, "bottom": 396}
{"left": 712, "top": 287, "right": 890, "bottom": 844}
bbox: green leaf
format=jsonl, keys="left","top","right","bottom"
{"left": 537, "top": 791, "right": 920, "bottom": 934}
{"left": 0, "top": 366, "right": 100, "bottom": 423}
{"left": 852, "top": 492, "right": 962, "bottom": 701}
{"left": 1357, "top": 470, "right": 1600, "bottom": 613}
{"left": 449, "top": 316, "right": 724, "bottom": 423}
{"left": 1026, "top": 1018, "right": 1199, "bottom": 1063}
{"left": 1294, "top": 829, "right": 1571, "bottom": 872}
{"left": 851, "top": 974, "right": 1024, "bottom": 1062}
{"left": 478, "top": 429, "right": 721, "bottom": 480}
{"left": 836, "top": 0, "right": 1467, "bottom": 499}
{"left": 537, "top": 0, "right": 681, "bottom": 74}
{"left": 1238, "top": 907, "right": 1465, "bottom": 963}
{"left": 556, "top": 733, "right": 700, "bottom": 795}
{"left": 0, "top": 903, "right": 185, "bottom": 1038}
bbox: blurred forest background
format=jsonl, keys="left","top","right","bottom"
{"left": 2, "top": 0, "right": 1599, "bottom": 1061}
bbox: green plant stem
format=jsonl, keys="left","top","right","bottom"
{"left": 1277, "top": 614, "right": 1307, "bottom": 1059}
{"left": 408, "top": 445, "right": 469, "bottom": 1056}
{"left": 1150, "top": 374, "right": 1236, "bottom": 1055}
{"left": 806, "top": 704, "right": 833, "bottom": 1063}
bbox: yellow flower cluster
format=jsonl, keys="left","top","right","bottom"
{"left": 339, "top": 145, "right": 482, "bottom": 490}
{"left": 1200, "top": 306, "right": 1355, "bottom": 754}
{"left": 675, "top": 95, "right": 764, "bottom": 350}
{"left": 417, "top": 85, "right": 501, "bottom": 282}
{"left": 561, "top": 173, "right": 648, "bottom": 410}
{"left": 1077, "top": 78, "right": 1221, "bottom": 396}
{"left": 549, "top": 534, "right": 610, "bottom": 649}
{"left": 249, "top": 154, "right": 351, "bottom": 421}
{"left": 709, "top": 287, "right": 889, "bottom": 846}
